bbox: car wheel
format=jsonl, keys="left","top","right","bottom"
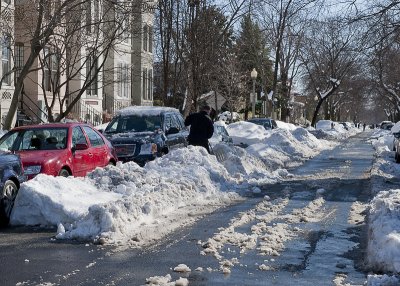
{"left": 160, "top": 147, "right": 169, "bottom": 155}
{"left": 0, "top": 180, "right": 18, "bottom": 227}
{"left": 58, "top": 168, "right": 71, "bottom": 177}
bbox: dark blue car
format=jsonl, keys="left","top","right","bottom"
{"left": 102, "top": 106, "right": 188, "bottom": 166}
{"left": 0, "top": 151, "right": 25, "bottom": 226}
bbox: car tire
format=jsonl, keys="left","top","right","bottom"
{"left": 160, "top": 147, "right": 169, "bottom": 155}
{"left": 0, "top": 180, "right": 18, "bottom": 227}
{"left": 58, "top": 168, "right": 71, "bottom": 177}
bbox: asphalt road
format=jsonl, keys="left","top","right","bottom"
{"left": 0, "top": 131, "right": 375, "bottom": 286}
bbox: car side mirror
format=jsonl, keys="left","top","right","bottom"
{"left": 72, "top": 143, "right": 89, "bottom": 152}
{"left": 166, "top": 127, "right": 179, "bottom": 135}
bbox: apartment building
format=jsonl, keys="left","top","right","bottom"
{"left": 0, "top": 0, "right": 15, "bottom": 126}
{"left": 103, "top": 0, "right": 155, "bottom": 119}
{"left": 0, "top": 0, "right": 154, "bottom": 127}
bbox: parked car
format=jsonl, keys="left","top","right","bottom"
{"left": 382, "top": 122, "right": 394, "bottom": 130}
{"left": 102, "top": 106, "right": 188, "bottom": 165}
{"left": 0, "top": 151, "right": 25, "bottom": 226}
{"left": 0, "top": 123, "right": 117, "bottom": 180}
{"left": 380, "top": 121, "right": 394, "bottom": 129}
{"left": 247, "top": 118, "right": 278, "bottom": 130}
{"left": 210, "top": 122, "right": 233, "bottom": 147}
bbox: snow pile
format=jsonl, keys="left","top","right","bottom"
{"left": 226, "top": 121, "right": 340, "bottom": 165}
{"left": 145, "top": 274, "right": 189, "bottom": 286}
{"left": 391, "top": 121, "right": 400, "bottom": 133}
{"left": 366, "top": 274, "right": 399, "bottom": 286}
{"left": 212, "top": 143, "right": 279, "bottom": 185}
{"left": 226, "top": 121, "right": 270, "bottom": 146}
{"left": 275, "top": 120, "right": 297, "bottom": 130}
{"left": 10, "top": 121, "right": 341, "bottom": 246}
{"left": 245, "top": 127, "right": 330, "bottom": 169}
{"left": 217, "top": 111, "right": 241, "bottom": 123}
{"left": 368, "top": 130, "right": 400, "bottom": 275}
{"left": 370, "top": 133, "right": 394, "bottom": 155}
{"left": 311, "top": 120, "right": 360, "bottom": 140}
{"left": 368, "top": 190, "right": 400, "bottom": 273}
{"left": 12, "top": 146, "right": 242, "bottom": 246}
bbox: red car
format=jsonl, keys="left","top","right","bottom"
{"left": 0, "top": 123, "right": 117, "bottom": 179}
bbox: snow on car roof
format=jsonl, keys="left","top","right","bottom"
{"left": 116, "top": 106, "right": 180, "bottom": 117}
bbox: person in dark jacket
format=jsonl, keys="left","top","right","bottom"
{"left": 184, "top": 105, "right": 214, "bottom": 153}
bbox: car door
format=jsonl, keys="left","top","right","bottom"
{"left": 71, "top": 126, "right": 92, "bottom": 176}
{"left": 82, "top": 126, "right": 109, "bottom": 169}
{"left": 271, "top": 120, "right": 278, "bottom": 129}
{"left": 173, "top": 112, "right": 189, "bottom": 147}
{"left": 163, "top": 113, "right": 181, "bottom": 149}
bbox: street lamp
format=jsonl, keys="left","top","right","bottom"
{"left": 250, "top": 68, "right": 257, "bottom": 118}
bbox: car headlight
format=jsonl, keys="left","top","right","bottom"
{"left": 139, "top": 143, "right": 157, "bottom": 155}
{"left": 24, "top": 165, "right": 42, "bottom": 175}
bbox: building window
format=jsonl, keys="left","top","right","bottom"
{"left": 86, "top": 1, "right": 92, "bottom": 33}
{"left": 147, "top": 69, "right": 153, "bottom": 100}
{"left": 86, "top": 54, "right": 98, "bottom": 96}
{"left": 118, "top": 62, "right": 130, "bottom": 98}
{"left": 148, "top": 26, "right": 153, "bottom": 53}
{"left": 15, "top": 43, "right": 24, "bottom": 83}
{"left": 143, "top": 25, "right": 148, "bottom": 52}
{"left": 94, "top": 0, "right": 99, "bottom": 33}
{"left": 142, "top": 68, "right": 147, "bottom": 100}
{"left": 1, "top": 34, "right": 11, "bottom": 86}
{"left": 43, "top": 48, "right": 59, "bottom": 92}
{"left": 115, "top": 1, "right": 129, "bottom": 43}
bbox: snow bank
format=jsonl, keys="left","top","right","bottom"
{"left": 246, "top": 127, "right": 329, "bottom": 169}
{"left": 10, "top": 121, "right": 341, "bottom": 246}
{"left": 12, "top": 147, "right": 242, "bottom": 246}
{"left": 226, "top": 121, "right": 271, "bottom": 146}
{"left": 368, "top": 131, "right": 400, "bottom": 275}
{"left": 217, "top": 111, "right": 241, "bottom": 122}
{"left": 312, "top": 120, "right": 360, "bottom": 140}
{"left": 276, "top": 120, "right": 297, "bottom": 130}
{"left": 368, "top": 190, "right": 400, "bottom": 273}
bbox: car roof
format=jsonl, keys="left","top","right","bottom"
{"left": 248, "top": 118, "right": 272, "bottom": 121}
{"left": 116, "top": 106, "right": 180, "bottom": 117}
{"left": 12, "top": 122, "right": 91, "bottom": 131}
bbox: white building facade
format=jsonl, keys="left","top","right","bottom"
{"left": 0, "top": 0, "right": 15, "bottom": 127}
{"left": 0, "top": 0, "right": 155, "bottom": 127}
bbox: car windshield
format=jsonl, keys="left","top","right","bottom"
{"left": 105, "top": 115, "right": 162, "bottom": 134}
{"left": 249, "top": 119, "right": 271, "bottom": 128}
{"left": 215, "top": 125, "right": 229, "bottom": 136}
{"left": 0, "top": 127, "right": 68, "bottom": 151}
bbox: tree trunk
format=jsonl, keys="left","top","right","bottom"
{"left": 311, "top": 98, "right": 324, "bottom": 127}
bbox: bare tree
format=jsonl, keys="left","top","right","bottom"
{"left": 2, "top": 0, "right": 147, "bottom": 129}
{"left": 155, "top": 0, "right": 250, "bottom": 115}
{"left": 34, "top": 0, "right": 139, "bottom": 122}
{"left": 213, "top": 53, "right": 246, "bottom": 119}
{"left": 259, "top": 0, "right": 322, "bottom": 120}
{"left": 299, "top": 17, "right": 364, "bottom": 126}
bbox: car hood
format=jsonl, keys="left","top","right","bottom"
{"left": 17, "top": 150, "right": 67, "bottom": 165}
{"left": 107, "top": 131, "right": 159, "bottom": 144}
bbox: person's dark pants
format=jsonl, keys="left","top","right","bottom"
{"left": 188, "top": 140, "right": 210, "bottom": 154}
